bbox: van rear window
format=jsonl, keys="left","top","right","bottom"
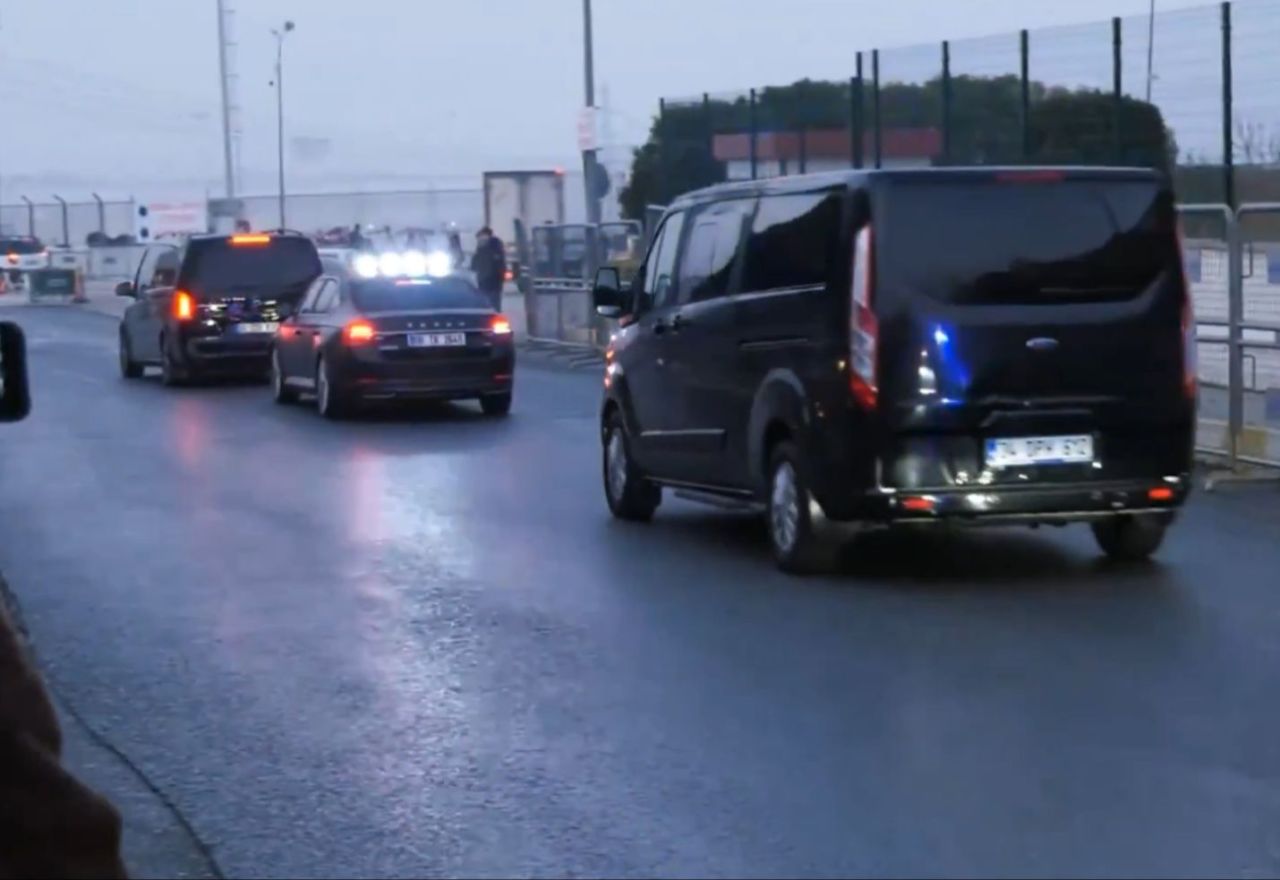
{"left": 182, "top": 237, "right": 321, "bottom": 298}
{"left": 880, "top": 179, "right": 1177, "bottom": 305}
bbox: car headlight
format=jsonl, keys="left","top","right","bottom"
{"left": 426, "top": 251, "right": 452, "bottom": 278}
{"left": 401, "top": 250, "right": 428, "bottom": 277}
{"left": 378, "top": 252, "right": 403, "bottom": 276}
{"left": 353, "top": 253, "right": 380, "bottom": 278}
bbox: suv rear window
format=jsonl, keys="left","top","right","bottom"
{"left": 1, "top": 238, "right": 45, "bottom": 255}
{"left": 351, "top": 278, "right": 488, "bottom": 312}
{"left": 181, "top": 237, "right": 321, "bottom": 298}
{"left": 880, "top": 177, "right": 1177, "bottom": 305}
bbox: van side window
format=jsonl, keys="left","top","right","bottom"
{"left": 641, "top": 211, "right": 686, "bottom": 311}
{"left": 740, "top": 191, "right": 842, "bottom": 293}
{"left": 678, "top": 201, "right": 748, "bottom": 303}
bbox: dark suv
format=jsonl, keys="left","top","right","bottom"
{"left": 592, "top": 167, "right": 1196, "bottom": 573}
{"left": 117, "top": 232, "right": 322, "bottom": 384}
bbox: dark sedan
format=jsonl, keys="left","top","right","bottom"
{"left": 270, "top": 273, "right": 515, "bottom": 419}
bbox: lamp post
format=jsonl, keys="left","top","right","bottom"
{"left": 271, "top": 20, "right": 295, "bottom": 228}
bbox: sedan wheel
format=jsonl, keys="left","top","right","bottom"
{"left": 118, "top": 329, "right": 143, "bottom": 379}
{"left": 271, "top": 350, "right": 298, "bottom": 404}
{"left": 315, "top": 356, "right": 347, "bottom": 420}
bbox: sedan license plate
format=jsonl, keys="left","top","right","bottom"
{"left": 985, "top": 434, "right": 1094, "bottom": 468}
{"left": 234, "top": 322, "right": 278, "bottom": 334}
{"left": 407, "top": 332, "right": 467, "bottom": 348}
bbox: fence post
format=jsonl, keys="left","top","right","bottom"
{"left": 92, "top": 192, "right": 106, "bottom": 233}
{"left": 658, "top": 98, "right": 669, "bottom": 204}
{"left": 53, "top": 195, "right": 69, "bottom": 247}
{"left": 1221, "top": 1, "right": 1234, "bottom": 208}
{"left": 21, "top": 197, "right": 34, "bottom": 237}
{"left": 1020, "top": 29, "right": 1031, "bottom": 162}
{"left": 851, "top": 62, "right": 864, "bottom": 169}
{"left": 872, "top": 50, "right": 882, "bottom": 169}
{"left": 941, "top": 41, "right": 952, "bottom": 165}
{"left": 702, "top": 92, "right": 714, "bottom": 185}
{"left": 1227, "top": 204, "right": 1243, "bottom": 468}
{"left": 749, "top": 88, "right": 759, "bottom": 180}
{"left": 1112, "top": 17, "right": 1123, "bottom": 165}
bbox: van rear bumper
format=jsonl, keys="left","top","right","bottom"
{"left": 842, "top": 477, "right": 1191, "bottom": 525}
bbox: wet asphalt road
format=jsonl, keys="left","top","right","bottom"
{"left": 1, "top": 305, "right": 1279, "bottom": 879}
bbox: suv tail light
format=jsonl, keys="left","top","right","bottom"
{"left": 173, "top": 290, "right": 196, "bottom": 321}
{"left": 344, "top": 320, "right": 376, "bottom": 344}
{"left": 1176, "top": 229, "right": 1197, "bottom": 400}
{"left": 849, "top": 225, "right": 878, "bottom": 410}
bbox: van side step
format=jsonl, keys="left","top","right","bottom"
{"left": 672, "top": 488, "right": 764, "bottom": 513}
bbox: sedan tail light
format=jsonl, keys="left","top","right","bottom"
{"left": 490, "top": 315, "right": 513, "bottom": 335}
{"left": 344, "top": 320, "right": 376, "bottom": 344}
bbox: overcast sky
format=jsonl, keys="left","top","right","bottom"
{"left": 0, "top": 0, "right": 1267, "bottom": 200}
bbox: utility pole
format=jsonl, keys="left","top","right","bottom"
{"left": 216, "top": 0, "right": 236, "bottom": 197}
{"left": 271, "top": 21, "right": 295, "bottom": 228}
{"left": 1145, "top": 0, "right": 1156, "bottom": 102}
{"left": 581, "top": 0, "right": 603, "bottom": 226}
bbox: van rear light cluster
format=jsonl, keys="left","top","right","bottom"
{"left": 172, "top": 290, "right": 196, "bottom": 321}
{"left": 849, "top": 225, "right": 878, "bottom": 410}
{"left": 1176, "top": 228, "right": 1198, "bottom": 400}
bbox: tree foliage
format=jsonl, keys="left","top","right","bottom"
{"left": 620, "top": 76, "right": 1177, "bottom": 220}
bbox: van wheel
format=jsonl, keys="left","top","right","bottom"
{"left": 1091, "top": 515, "right": 1168, "bottom": 562}
{"left": 603, "top": 411, "right": 660, "bottom": 521}
{"left": 118, "top": 329, "right": 143, "bottom": 379}
{"left": 160, "top": 338, "right": 186, "bottom": 387}
{"left": 767, "top": 442, "right": 836, "bottom": 575}
{"left": 480, "top": 392, "right": 512, "bottom": 417}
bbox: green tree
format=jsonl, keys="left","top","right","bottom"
{"left": 619, "top": 75, "right": 1177, "bottom": 220}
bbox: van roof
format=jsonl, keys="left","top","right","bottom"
{"left": 668, "top": 165, "right": 1168, "bottom": 210}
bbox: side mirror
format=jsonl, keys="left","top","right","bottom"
{"left": 593, "top": 266, "right": 624, "bottom": 318}
{"left": 0, "top": 322, "right": 32, "bottom": 423}
{"left": 115, "top": 281, "right": 136, "bottom": 298}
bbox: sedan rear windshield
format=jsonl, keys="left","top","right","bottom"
{"left": 880, "top": 177, "right": 1179, "bottom": 305}
{"left": 351, "top": 277, "right": 489, "bottom": 312}
{"left": 1, "top": 239, "right": 45, "bottom": 255}
{"left": 181, "top": 237, "right": 321, "bottom": 297}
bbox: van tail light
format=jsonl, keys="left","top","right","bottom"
{"left": 172, "top": 290, "right": 196, "bottom": 321}
{"left": 344, "top": 320, "right": 376, "bottom": 344}
{"left": 490, "top": 314, "right": 512, "bottom": 335}
{"left": 1176, "top": 229, "right": 1197, "bottom": 400}
{"left": 849, "top": 225, "right": 878, "bottom": 410}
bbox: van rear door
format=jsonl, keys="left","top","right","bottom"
{"left": 873, "top": 170, "right": 1194, "bottom": 486}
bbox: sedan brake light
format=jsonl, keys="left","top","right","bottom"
{"left": 490, "top": 315, "right": 512, "bottom": 335}
{"left": 344, "top": 320, "right": 376, "bottom": 344}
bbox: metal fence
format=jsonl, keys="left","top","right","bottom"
{"left": 645, "top": 1, "right": 1280, "bottom": 222}
{"left": 0, "top": 198, "right": 135, "bottom": 246}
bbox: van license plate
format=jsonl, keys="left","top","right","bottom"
{"left": 985, "top": 435, "right": 1094, "bottom": 468}
{"left": 235, "top": 322, "right": 278, "bottom": 334}
{"left": 407, "top": 332, "right": 467, "bottom": 347}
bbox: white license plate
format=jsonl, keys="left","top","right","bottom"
{"left": 234, "top": 322, "right": 278, "bottom": 334}
{"left": 407, "top": 332, "right": 467, "bottom": 348}
{"left": 985, "top": 434, "right": 1094, "bottom": 468}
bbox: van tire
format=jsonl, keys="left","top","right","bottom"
{"left": 603, "top": 411, "right": 660, "bottom": 521}
{"left": 1091, "top": 515, "right": 1168, "bottom": 562}
{"left": 767, "top": 442, "right": 836, "bottom": 575}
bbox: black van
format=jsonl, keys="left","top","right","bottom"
{"left": 117, "top": 232, "right": 322, "bottom": 385}
{"left": 592, "top": 167, "right": 1196, "bottom": 573}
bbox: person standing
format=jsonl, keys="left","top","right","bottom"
{"left": 470, "top": 227, "right": 506, "bottom": 310}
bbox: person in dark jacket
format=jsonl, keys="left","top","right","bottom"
{"left": 1, "top": 602, "right": 128, "bottom": 878}
{"left": 470, "top": 227, "right": 506, "bottom": 309}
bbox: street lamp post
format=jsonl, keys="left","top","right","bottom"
{"left": 271, "top": 21, "right": 295, "bottom": 228}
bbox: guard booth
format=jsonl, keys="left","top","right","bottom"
{"left": 520, "top": 220, "right": 642, "bottom": 349}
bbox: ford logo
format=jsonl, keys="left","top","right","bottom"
{"left": 1026, "top": 337, "right": 1059, "bottom": 352}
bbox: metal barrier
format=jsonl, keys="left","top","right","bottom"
{"left": 524, "top": 221, "right": 643, "bottom": 350}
